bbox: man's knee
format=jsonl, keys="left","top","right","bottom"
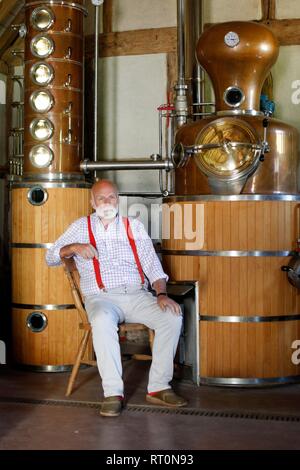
{"left": 90, "top": 307, "right": 119, "bottom": 332}
{"left": 158, "top": 309, "right": 183, "bottom": 333}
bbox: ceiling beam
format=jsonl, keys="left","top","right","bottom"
{"left": 260, "top": 18, "right": 300, "bottom": 45}
{"left": 0, "top": 3, "right": 24, "bottom": 59}
{"left": 85, "top": 27, "right": 177, "bottom": 59}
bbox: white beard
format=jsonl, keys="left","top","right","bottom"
{"left": 95, "top": 204, "right": 118, "bottom": 219}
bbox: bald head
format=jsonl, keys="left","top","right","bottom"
{"left": 91, "top": 179, "right": 118, "bottom": 198}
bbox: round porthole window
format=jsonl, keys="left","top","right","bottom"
{"left": 29, "top": 118, "right": 54, "bottom": 141}
{"left": 223, "top": 86, "right": 245, "bottom": 108}
{"left": 29, "top": 90, "right": 54, "bottom": 113}
{"left": 29, "top": 144, "right": 54, "bottom": 168}
{"left": 31, "top": 7, "right": 55, "bottom": 31}
{"left": 27, "top": 186, "right": 48, "bottom": 206}
{"left": 30, "top": 34, "right": 54, "bottom": 58}
{"left": 30, "top": 62, "right": 55, "bottom": 86}
{"left": 26, "top": 312, "right": 48, "bottom": 333}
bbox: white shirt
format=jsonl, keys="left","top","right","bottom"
{"left": 45, "top": 213, "right": 168, "bottom": 297}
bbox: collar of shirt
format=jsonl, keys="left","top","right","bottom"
{"left": 91, "top": 211, "right": 120, "bottom": 233}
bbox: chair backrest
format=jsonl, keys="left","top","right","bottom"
{"left": 61, "top": 257, "right": 89, "bottom": 325}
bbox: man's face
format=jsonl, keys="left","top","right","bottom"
{"left": 91, "top": 183, "right": 118, "bottom": 213}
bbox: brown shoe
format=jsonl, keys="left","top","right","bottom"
{"left": 100, "top": 396, "right": 123, "bottom": 417}
{"left": 146, "top": 389, "right": 187, "bottom": 407}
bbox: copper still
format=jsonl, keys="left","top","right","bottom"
{"left": 11, "top": 0, "right": 92, "bottom": 371}
{"left": 172, "top": 21, "right": 299, "bottom": 195}
{"left": 23, "top": 0, "right": 86, "bottom": 180}
{"left": 162, "top": 19, "right": 300, "bottom": 386}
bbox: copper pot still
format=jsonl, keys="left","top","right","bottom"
{"left": 173, "top": 21, "right": 300, "bottom": 195}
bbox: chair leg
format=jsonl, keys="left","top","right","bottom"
{"left": 65, "top": 329, "right": 91, "bottom": 397}
{"left": 148, "top": 329, "right": 154, "bottom": 353}
{"left": 132, "top": 328, "right": 155, "bottom": 361}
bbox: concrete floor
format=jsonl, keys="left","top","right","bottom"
{"left": 1, "top": 360, "right": 300, "bottom": 450}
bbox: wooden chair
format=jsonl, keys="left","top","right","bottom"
{"left": 62, "top": 257, "right": 154, "bottom": 397}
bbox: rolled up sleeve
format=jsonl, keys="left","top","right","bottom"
{"left": 45, "top": 220, "right": 82, "bottom": 267}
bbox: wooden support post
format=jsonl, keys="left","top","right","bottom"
{"left": 167, "top": 52, "right": 177, "bottom": 103}
{"left": 261, "top": 0, "right": 276, "bottom": 21}
{"left": 103, "top": 0, "right": 113, "bottom": 34}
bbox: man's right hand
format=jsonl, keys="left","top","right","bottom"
{"left": 72, "top": 243, "right": 98, "bottom": 259}
{"left": 60, "top": 243, "right": 98, "bottom": 259}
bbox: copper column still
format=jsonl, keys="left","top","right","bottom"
{"left": 11, "top": 0, "right": 93, "bottom": 371}
{"left": 173, "top": 21, "right": 299, "bottom": 195}
{"left": 23, "top": 0, "right": 86, "bottom": 180}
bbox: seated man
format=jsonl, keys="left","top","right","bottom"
{"left": 46, "top": 179, "right": 187, "bottom": 417}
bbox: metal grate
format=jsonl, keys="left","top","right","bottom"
{"left": 0, "top": 396, "right": 300, "bottom": 422}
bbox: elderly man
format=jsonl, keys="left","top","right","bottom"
{"left": 46, "top": 179, "right": 187, "bottom": 417}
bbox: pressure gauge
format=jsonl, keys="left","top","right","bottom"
{"left": 224, "top": 31, "right": 240, "bottom": 48}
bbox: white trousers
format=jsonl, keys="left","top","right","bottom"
{"left": 84, "top": 285, "right": 183, "bottom": 398}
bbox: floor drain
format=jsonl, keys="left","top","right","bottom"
{"left": 1, "top": 396, "right": 300, "bottom": 423}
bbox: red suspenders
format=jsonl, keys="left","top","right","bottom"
{"left": 122, "top": 216, "right": 145, "bottom": 285}
{"left": 87, "top": 215, "right": 105, "bottom": 289}
{"left": 87, "top": 215, "right": 145, "bottom": 290}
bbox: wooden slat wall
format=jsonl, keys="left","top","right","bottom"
{"left": 12, "top": 248, "right": 74, "bottom": 305}
{"left": 199, "top": 321, "right": 300, "bottom": 377}
{"left": 164, "top": 254, "right": 299, "bottom": 317}
{"left": 162, "top": 201, "right": 299, "bottom": 251}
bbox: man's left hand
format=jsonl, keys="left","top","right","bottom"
{"left": 157, "top": 295, "right": 181, "bottom": 316}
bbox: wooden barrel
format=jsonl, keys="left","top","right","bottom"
{"left": 11, "top": 183, "right": 93, "bottom": 371}
{"left": 162, "top": 195, "right": 300, "bottom": 386}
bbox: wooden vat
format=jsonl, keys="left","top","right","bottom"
{"left": 11, "top": 184, "right": 92, "bottom": 370}
{"left": 162, "top": 196, "right": 300, "bottom": 385}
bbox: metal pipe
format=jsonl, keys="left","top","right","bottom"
{"left": 80, "top": 159, "right": 174, "bottom": 173}
{"left": 177, "top": 0, "right": 186, "bottom": 87}
{"left": 189, "top": 0, "right": 204, "bottom": 114}
{"left": 175, "top": 0, "right": 206, "bottom": 125}
{"left": 93, "top": 1, "right": 101, "bottom": 179}
{"left": 184, "top": 0, "right": 204, "bottom": 116}
{"left": 174, "top": 0, "right": 188, "bottom": 127}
